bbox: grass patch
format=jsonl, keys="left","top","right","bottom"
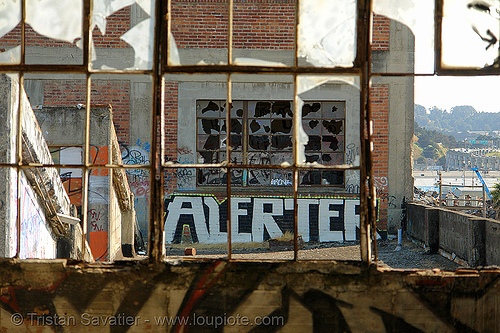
{"left": 271, "top": 231, "right": 295, "bottom": 242}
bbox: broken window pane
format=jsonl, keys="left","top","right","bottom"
{"left": 416, "top": 75, "right": 500, "bottom": 114}
{"left": 373, "top": 0, "right": 434, "bottom": 73}
{"left": 298, "top": 0, "right": 356, "bottom": 67}
{"left": 0, "top": 0, "right": 20, "bottom": 41}
{"left": 91, "top": 0, "right": 155, "bottom": 70}
{"left": 188, "top": 74, "right": 307, "bottom": 187}
{"left": 24, "top": 0, "right": 83, "bottom": 65}
{"left": 170, "top": 0, "right": 228, "bottom": 65}
{"left": 298, "top": 76, "right": 360, "bottom": 178}
{"left": 232, "top": 1, "right": 295, "bottom": 67}
{"left": 442, "top": 0, "right": 500, "bottom": 68}
{"left": 0, "top": 1, "right": 21, "bottom": 65}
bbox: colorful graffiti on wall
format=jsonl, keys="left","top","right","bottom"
{"left": 164, "top": 194, "right": 366, "bottom": 243}
{"left": 18, "top": 173, "right": 56, "bottom": 259}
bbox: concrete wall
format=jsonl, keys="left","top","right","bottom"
{"left": 0, "top": 260, "right": 499, "bottom": 332}
{"left": 485, "top": 219, "right": 500, "bottom": 265}
{"left": 372, "top": 19, "right": 415, "bottom": 233}
{"left": 0, "top": 75, "right": 18, "bottom": 257}
{"left": 56, "top": 223, "right": 94, "bottom": 261}
{"left": 17, "top": 172, "right": 57, "bottom": 259}
{"left": 438, "top": 211, "right": 485, "bottom": 267}
{"left": 407, "top": 202, "right": 439, "bottom": 253}
{"left": 407, "top": 202, "right": 500, "bottom": 267}
{"left": 0, "top": 74, "right": 73, "bottom": 259}
{"left": 35, "top": 106, "right": 137, "bottom": 261}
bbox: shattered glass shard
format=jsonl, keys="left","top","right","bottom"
{"left": 26, "top": 0, "right": 82, "bottom": 43}
{"left": 0, "top": 0, "right": 20, "bottom": 39}
{"left": 298, "top": 0, "right": 356, "bottom": 67}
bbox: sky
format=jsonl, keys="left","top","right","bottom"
{"left": 415, "top": 76, "right": 500, "bottom": 113}
{"left": 376, "top": 0, "right": 500, "bottom": 113}
{"left": 414, "top": 0, "right": 500, "bottom": 114}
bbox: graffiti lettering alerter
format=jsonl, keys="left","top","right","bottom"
{"left": 164, "top": 195, "right": 363, "bottom": 243}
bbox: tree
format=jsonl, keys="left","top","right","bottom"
{"left": 490, "top": 182, "right": 500, "bottom": 220}
{"left": 422, "top": 144, "right": 440, "bottom": 160}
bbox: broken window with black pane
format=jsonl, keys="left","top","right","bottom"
{"left": 197, "top": 100, "right": 345, "bottom": 187}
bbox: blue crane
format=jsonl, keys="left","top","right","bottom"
{"left": 471, "top": 167, "right": 492, "bottom": 199}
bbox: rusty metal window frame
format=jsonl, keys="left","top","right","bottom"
{"left": 161, "top": 0, "right": 375, "bottom": 263}
{"left": 435, "top": 0, "right": 500, "bottom": 75}
{"left": 0, "top": 0, "right": 376, "bottom": 264}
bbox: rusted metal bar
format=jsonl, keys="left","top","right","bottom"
{"left": 11, "top": 65, "right": 493, "bottom": 77}
{"left": 293, "top": 1, "right": 300, "bottom": 262}
{"left": 358, "top": 0, "right": 373, "bottom": 264}
{"left": 292, "top": 67, "right": 299, "bottom": 261}
{"left": 0, "top": 162, "right": 362, "bottom": 172}
{"left": 366, "top": 0, "right": 377, "bottom": 263}
{"left": 165, "top": 0, "right": 171, "bottom": 70}
{"left": 435, "top": 0, "right": 443, "bottom": 74}
{"left": 226, "top": 0, "right": 234, "bottom": 260}
{"left": 0, "top": 65, "right": 361, "bottom": 75}
{"left": 162, "top": 163, "right": 360, "bottom": 170}
{"left": 2, "top": 162, "right": 362, "bottom": 172}
{"left": 226, "top": 76, "right": 233, "bottom": 260}
{"left": 83, "top": 0, "right": 91, "bottom": 70}
{"left": 14, "top": 0, "right": 28, "bottom": 260}
{"left": 77, "top": 0, "right": 92, "bottom": 262}
{"left": 148, "top": 0, "right": 166, "bottom": 263}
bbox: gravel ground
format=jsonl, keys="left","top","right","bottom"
{"left": 376, "top": 238, "right": 462, "bottom": 270}
{"left": 166, "top": 238, "right": 463, "bottom": 270}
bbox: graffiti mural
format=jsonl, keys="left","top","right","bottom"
{"left": 164, "top": 194, "right": 363, "bottom": 243}
{"left": 0, "top": 261, "right": 498, "bottom": 332}
{"left": 122, "top": 140, "right": 150, "bottom": 177}
{"left": 121, "top": 139, "right": 152, "bottom": 243}
{"left": 18, "top": 173, "right": 56, "bottom": 259}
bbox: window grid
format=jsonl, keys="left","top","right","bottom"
{"left": 0, "top": 0, "right": 382, "bottom": 263}
{"left": 196, "top": 100, "right": 346, "bottom": 187}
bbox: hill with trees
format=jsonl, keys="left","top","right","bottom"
{"left": 413, "top": 122, "right": 459, "bottom": 167}
{"left": 414, "top": 104, "right": 500, "bottom": 167}
{"left": 415, "top": 104, "right": 500, "bottom": 138}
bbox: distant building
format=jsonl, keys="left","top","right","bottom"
{"left": 446, "top": 148, "right": 500, "bottom": 171}
{"left": 0, "top": 75, "right": 138, "bottom": 261}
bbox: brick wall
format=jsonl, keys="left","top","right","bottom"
{"left": 0, "top": 7, "right": 131, "bottom": 49}
{"left": 372, "top": 14, "right": 390, "bottom": 51}
{"left": 92, "top": 7, "right": 131, "bottom": 48}
{"left": 164, "top": 82, "right": 179, "bottom": 194}
{"left": 233, "top": 1, "right": 295, "bottom": 50}
{"left": 370, "top": 84, "right": 389, "bottom": 229}
{"left": 171, "top": 0, "right": 294, "bottom": 50}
